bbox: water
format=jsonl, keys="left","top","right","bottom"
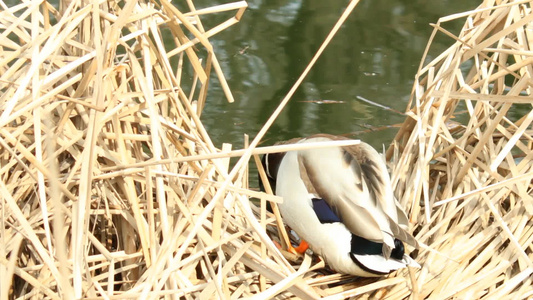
{"left": 196, "top": 0, "right": 479, "bottom": 151}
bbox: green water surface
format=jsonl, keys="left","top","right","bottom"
{"left": 195, "top": 0, "right": 479, "bottom": 150}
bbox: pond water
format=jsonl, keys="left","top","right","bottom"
{"left": 195, "top": 0, "right": 480, "bottom": 152}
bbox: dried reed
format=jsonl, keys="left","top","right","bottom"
{"left": 1, "top": 0, "right": 532, "bottom": 299}
{"left": 387, "top": 0, "right": 533, "bottom": 298}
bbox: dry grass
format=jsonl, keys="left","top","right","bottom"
{"left": 0, "top": 0, "right": 532, "bottom": 299}
{"left": 387, "top": 0, "right": 533, "bottom": 298}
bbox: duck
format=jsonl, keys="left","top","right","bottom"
{"left": 261, "top": 134, "right": 419, "bottom": 277}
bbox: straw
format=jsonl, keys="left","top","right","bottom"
{"left": 387, "top": 0, "right": 533, "bottom": 298}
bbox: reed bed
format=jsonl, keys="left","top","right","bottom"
{"left": 386, "top": 0, "right": 533, "bottom": 298}
{"left": 1, "top": 0, "right": 532, "bottom": 299}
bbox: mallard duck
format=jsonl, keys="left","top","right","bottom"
{"left": 261, "top": 134, "right": 419, "bottom": 277}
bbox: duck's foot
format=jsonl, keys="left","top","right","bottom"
{"left": 272, "top": 240, "right": 304, "bottom": 263}
{"left": 288, "top": 240, "right": 309, "bottom": 255}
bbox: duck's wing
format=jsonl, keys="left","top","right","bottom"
{"left": 343, "top": 142, "right": 398, "bottom": 219}
{"left": 297, "top": 138, "right": 418, "bottom": 251}
{"left": 394, "top": 196, "right": 410, "bottom": 230}
{"left": 343, "top": 142, "right": 418, "bottom": 248}
{"left": 297, "top": 143, "right": 388, "bottom": 245}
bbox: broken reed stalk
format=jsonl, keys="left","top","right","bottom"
{"left": 1, "top": 0, "right": 532, "bottom": 299}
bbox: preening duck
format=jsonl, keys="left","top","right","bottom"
{"left": 261, "top": 134, "right": 419, "bottom": 277}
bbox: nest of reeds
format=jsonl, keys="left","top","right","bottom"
{"left": 1, "top": 0, "right": 532, "bottom": 299}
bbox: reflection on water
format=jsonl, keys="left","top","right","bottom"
{"left": 196, "top": 0, "right": 478, "bottom": 151}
